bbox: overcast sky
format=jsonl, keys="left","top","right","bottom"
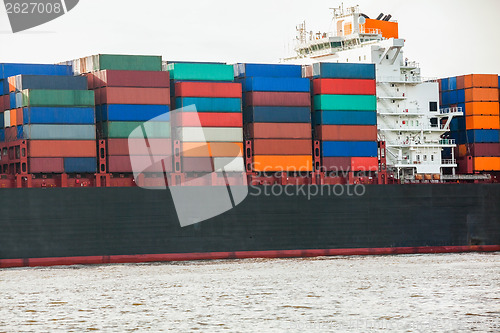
{"left": 1, "top": 0, "right": 499, "bottom": 78}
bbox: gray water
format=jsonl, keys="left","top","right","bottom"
{"left": 0, "top": 253, "right": 498, "bottom": 332}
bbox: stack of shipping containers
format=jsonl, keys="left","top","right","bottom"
{"left": 167, "top": 62, "right": 244, "bottom": 173}
{"left": 441, "top": 74, "right": 500, "bottom": 172}
{"left": 307, "top": 63, "right": 378, "bottom": 174}
{"left": 235, "top": 63, "right": 313, "bottom": 173}
{"left": 81, "top": 54, "right": 171, "bottom": 174}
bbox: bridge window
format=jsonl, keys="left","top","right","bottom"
{"left": 430, "top": 102, "right": 438, "bottom": 112}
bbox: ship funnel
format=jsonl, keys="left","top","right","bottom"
{"left": 381, "top": 15, "right": 388, "bottom": 21}
{"left": 384, "top": 14, "right": 392, "bottom": 21}
{"left": 376, "top": 13, "right": 384, "bottom": 20}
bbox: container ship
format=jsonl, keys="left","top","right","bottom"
{"left": 0, "top": 6, "right": 499, "bottom": 268}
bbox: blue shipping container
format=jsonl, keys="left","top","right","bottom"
{"left": 243, "top": 106, "right": 311, "bottom": 123}
{"left": 9, "top": 93, "right": 16, "bottom": 109}
{"left": 449, "top": 131, "right": 466, "bottom": 145}
{"left": 64, "top": 157, "right": 97, "bottom": 173}
{"left": 13, "top": 75, "right": 87, "bottom": 91}
{"left": 0, "top": 113, "right": 3, "bottom": 128}
{"left": 23, "top": 107, "right": 95, "bottom": 124}
{"left": 465, "top": 130, "right": 500, "bottom": 143}
{"left": 237, "top": 77, "right": 310, "bottom": 92}
{"left": 0, "top": 129, "right": 4, "bottom": 141}
{"left": 0, "top": 63, "right": 72, "bottom": 79}
{"left": 97, "top": 104, "right": 170, "bottom": 122}
{"left": 448, "top": 77, "right": 457, "bottom": 91}
{"left": 17, "top": 125, "right": 23, "bottom": 139}
{"left": 442, "top": 91, "right": 450, "bottom": 106}
{"left": 450, "top": 116, "right": 466, "bottom": 132}
{"left": 312, "top": 63, "right": 376, "bottom": 80}
{"left": 234, "top": 63, "right": 302, "bottom": 78}
{"left": 22, "top": 124, "right": 96, "bottom": 140}
{"left": 440, "top": 78, "right": 449, "bottom": 92}
{"left": 322, "top": 141, "right": 378, "bottom": 157}
{"left": 0, "top": 79, "right": 7, "bottom": 96}
{"left": 175, "top": 97, "right": 241, "bottom": 112}
{"left": 457, "top": 89, "right": 465, "bottom": 104}
{"left": 448, "top": 90, "right": 458, "bottom": 105}
{"left": 313, "top": 111, "right": 377, "bottom": 126}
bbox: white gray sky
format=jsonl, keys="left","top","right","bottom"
{"left": 1, "top": 0, "right": 499, "bottom": 78}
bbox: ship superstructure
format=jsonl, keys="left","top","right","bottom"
{"left": 285, "top": 5, "right": 463, "bottom": 180}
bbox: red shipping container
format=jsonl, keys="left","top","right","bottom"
{"left": 173, "top": 112, "right": 242, "bottom": 127}
{"left": 5, "top": 127, "right": 17, "bottom": 142}
{"left": 95, "top": 87, "right": 170, "bottom": 105}
{"left": 252, "top": 139, "right": 312, "bottom": 155}
{"left": 1, "top": 95, "right": 9, "bottom": 110}
{"left": 315, "top": 125, "right": 377, "bottom": 141}
{"left": 351, "top": 157, "right": 378, "bottom": 172}
{"left": 456, "top": 75, "right": 465, "bottom": 90}
{"left": 312, "top": 79, "right": 376, "bottom": 95}
{"left": 321, "top": 157, "right": 351, "bottom": 172}
{"left": 82, "top": 73, "right": 94, "bottom": 89}
{"left": 181, "top": 157, "right": 214, "bottom": 172}
{"left": 93, "top": 70, "right": 170, "bottom": 88}
{"left": 108, "top": 155, "right": 173, "bottom": 173}
{"left": 28, "top": 158, "right": 64, "bottom": 173}
{"left": 245, "top": 92, "right": 311, "bottom": 107}
{"left": 107, "top": 139, "right": 172, "bottom": 156}
{"left": 244, "top": 123, "right": 311, "bottom": 139}
{"left": 467, "top": 143, "right": 500, "bottom": 157}
{"left": 16, "top": 108, "right": 23, "bottom": 126}
{"left": 175, "top": 82, "right": 241, "bottom": 98}
{"left": 28, "top": 140, "right": 96, "bottom": 157}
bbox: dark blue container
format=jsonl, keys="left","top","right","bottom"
{"left": 64, "top": 157, "right": 97, "bottom": 173}
{"left": 312, "top": 63, "right": 376, "bottom": 80}
{"left": 457, "top": 89, "right": 465, "bottom": 104}
{"left": 0, "top": 79, "right": 7, "bottom": 96}
{"left": 9, "top": 92, "right": 16, "bottom": 109}
{"left": 234, "top": 63, "right": 302, "bottom": 78}
{"left": 243, "top": 106, "right": 311, "bottom": 123}
{"left": 23, "top": 107, "right": 95, "bottom": 124}
{"left": 450, "top": 116, "right": 466, "bottom": 132}
{"left": 13, "top": 75, "right": 88, "bottom": 91}
{"left": 16, "top": 125, "right": 23, "bottom": 139}
{"left": 237, "top": 77, "right": 310, "bottom": 92}
{"left": 449, "top": 131, "right": 466, "bottom": 144}
{"left": 313, "top": 111, "right": 377, "bottom": 126}
{"left": 0, "top": 129, "right": 4, "bottom": 142}
{"left": 442, "top": 147, "right": 452, "bottom": 159}
{"left": 97, "top": 104, "right": 170, "bottom": 122}
{"left": 175, "top": 97, "right": 241, "bottom": 112}
{"left": 322, "top": 141, "right": 378, "bottom": 157}
{"left": 448, "top": 77, "right": 457, "bottom": 91}
{"left": 448, "top": 90, "right": 458, "bottom": 105}
{"left": 465, "top": 130, "right": 500, "bottom": 143}
{"left": 442, "top": 91, "right": 450, "bottom": 106}
{"left": 440, "top": 78, "right": 449, "bottom": 92}
{"left": 0, "top": 114, "right": 3, "bottom": 128}
{"left": 458, "top": 103, "right": 465, "bottom": 113}
{"left": 0, "top": 63, "right": 72, "bottom": 79}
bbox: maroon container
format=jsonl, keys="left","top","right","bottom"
{"left": 468, "top": 143, "right": 500, "bottom": 157}
{"left": 28, "top": 158, "right": 64, "bottom": 173}
{"left": 5, "top": 127, "right": 17, "bottom": 142}
{"left": 321, "top": 157, "right": 351, "bottom": 172}
{"left": 107, "top": 139, "right": 172, "bottom": 156}
{"left": 245, "top": 92, "right": 311, "bottom": 107}
{"left": 108, "top": 155, "right": 173, "bottom": 173}
{"left": 252, "top": 139, "right": 312, "bottom": 155}
{"left": 91, "top": 70, "right": 170, "bottom": 88}
{"left": 315, "top": 125, "right": 377, "bottom": 141}
{"left": 181, "top": 157, "right": 213, "bottom": 172}
{"left": 1, "top": 95, "right": 10, "bottom": 110}
{"left": 95, "top": 87, "right": 170, "bottom": 105}
{"left": 244, "top": 123, "right": 312, "bottom": 139}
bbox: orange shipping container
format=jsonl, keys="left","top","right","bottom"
{"left": 252, "top": 155, "right": 313, "bottom": 172}
{"left": 9, "top": 109, "right": 16, "bottom": 127}
{"left": 181, "top": 142, "right": 243, "bottom": 158}
{"left": 463, "top": 74, "right": 498, "bottom": 88}
{"left": 464, "top": 88, "right": 499, "bottom": 102}
{"left": 465, "top": 115, "right": 500, "bottom": 130}
{"left": 28, "top": 140, "right": 97, "bottom": 157}
{"left": 474, "top": 157, "right": 500, "bottom": 171}
{"left": 464, "top": 102, "right": 500, "bottom": 116}
{"left": 458, "top": 144, "right": 468, "bottom": 158}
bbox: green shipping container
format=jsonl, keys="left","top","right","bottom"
{"left": 22, "top": 90, "right": 95, "bottom": 107}
{"left": 92, "top": 54, "right": 162, "bottom": 72}
{"left": 102, "top": 121, "right": 171, "bottom": 139}
{"left": 313, "top": 95, "right": 377, "bottom": 111}
{"left": 167, "top": 63, "right": 234, "bottom": 81}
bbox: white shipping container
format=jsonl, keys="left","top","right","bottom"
{"left": 4, "top": 110, "right": 10, "bottom": 128}
{"left": 213, "top": 157, "right": 245, "bottom": 172}
{"left": 177, "top": 127, "right": 243, "bottom": 142}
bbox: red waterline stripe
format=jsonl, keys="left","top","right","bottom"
{"left": 1, "top": 245, "right": 499, "bottom": 269}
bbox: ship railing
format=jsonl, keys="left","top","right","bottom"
{"left": 440, "top": 106, "right": 463, "bottom": 114}
{"left": 402, "top": 60, "right": 419, "bottom": 68}
{"left": 378, "top": 76, "right": 422, "bottom": 83}
{"left": 359, "top": 27, "right": 381, "bottom": 35}
{"left": 439, "top": 139, "right": 456, "bottom": 145}
{"left": 442, "top": 159, "right": 456, "bottom": 165}
{"left": 421, "top": 77, "right": 438, "bottom": 82}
